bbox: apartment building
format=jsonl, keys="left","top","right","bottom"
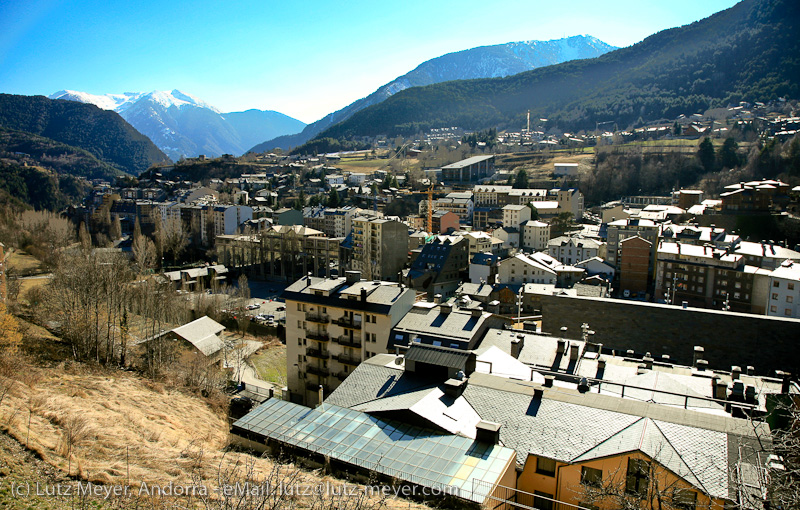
{"left": 522, "top": 220, "right": 551, "bottom": 252}
{"left": 547, "top": 236, "right": 603, "bottom": 265}
{"left": 654, "top": 241, "right": 758, "bottom": 312}
{"left": 503, "top": 204, "right": 532, "bottom": 230}
{"left": 767, "top": 260, "right": 800, "bottom": 318}
{"left": 351, "top": 217, "right": 408, "bottom": 281}
{"left": 606, "top": 218, "right": 659, "bottom": 269}
{"left": 283, "top": 271, "right": 416, "bottom": 407}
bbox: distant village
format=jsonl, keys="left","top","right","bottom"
{"left": 47, "top": 103, "right": 800, "bottom": 510}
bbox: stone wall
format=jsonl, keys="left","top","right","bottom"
{"left": 540, "top": 294, "right": 800, "bottom": 377}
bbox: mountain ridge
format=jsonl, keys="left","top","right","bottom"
{"left": 49, "top": 89, "right": 306, "bottom": 160}
{"left": 250, "top": 35, "right": 617, "bottom": 152}
{"left": 0, "top": 93, "right": 169, "bottom": 175}
{"left": 298, "top": 0, "right": 799, "bottom": 147}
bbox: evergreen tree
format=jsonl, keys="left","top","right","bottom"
{"left": 328, "top": 187, "right": 340, "bottom": 208}
{"left": 513, "top": 169, "right": 529, "bottom": 189}
{"left": 718, "top": 137, "right": 739, "bottom": 169}
{"left": 697, "top": 138, "right": 716, "bottom": 173}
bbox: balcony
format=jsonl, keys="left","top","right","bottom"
{"left": 335, "top": 372, "right": 349, "bottom": 381}
{"left": 335, "top": 354, "right": 361, "bottom": 366}
{"left": 306, "top": 331, "right": 330, "bottom": 342}
{"left": 306, "top": 348, "right": 329, "bottom": 360}
{"left": 306, "top": 365, "right": 330, "bottom": 377}
{"left": 305, "top": 312, "right": 330, "bottom": 324}
{"left": 334, "top": 317, "right": 362, "bottom": 329}
{"left": 337, "top": 336, "right": 362, "bottom": 348}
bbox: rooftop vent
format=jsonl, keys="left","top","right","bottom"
{"left": 345, "top": 270, "right": 361, "bottom": 285}
{"left": 440, "top": 303, "right": 452, "bottom": 314}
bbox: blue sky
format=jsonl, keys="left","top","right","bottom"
{"left": 0, "top": 0, "right": 739, "bottom": 124}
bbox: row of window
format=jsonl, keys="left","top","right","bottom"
{"left": 771, "top": 293, "right": 794, "bottom": 303}
{"left": 770, "top": 305, "right": 795, "bottom": 316}
{"left": 534, "top": 457, "right": 697, "bottom": 509}
{"left": 773, "top": 280, "right": 796, "bottom": 290}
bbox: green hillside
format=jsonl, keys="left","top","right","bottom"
{"left": 0, "top": 93, "right": 169, "bottom": 175}
{"left": 297, "top": 0, "right": 799, "bottom": 151}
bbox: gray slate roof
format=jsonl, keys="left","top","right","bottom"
{"left": 325, "top": 355, "right": 764, "bottom": 500}
{"left": 171, "top": 316, "right": 226, "bottom": 356}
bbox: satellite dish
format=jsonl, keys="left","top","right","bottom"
{"left": 394, "top": 356, "right": 403, "bottom": 365}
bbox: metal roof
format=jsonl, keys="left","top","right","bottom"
{"left": 405, "top": 343, "right": 473, "bottom": 370}
{"left": 232, "top": 399, "right": 516, "bottom": 504}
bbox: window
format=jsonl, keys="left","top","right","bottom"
{"left": 625, "top": 458, "right": 650, "bottom": 496}
{"left": 581, "top": 466, "right": 602, "bottom": 487}
{"left": 536, "top": 457, "right": 556, "bottom": 476}
{"left": 771, "top": 305, "right": 777, "bottom": 313}
{"left": 787, "top": 296, "right": 794, "bottom": 303}
{"left": 672, "top": 489, "right": 697, "bottom": 510}
{"left": 786, "top": 309, "right": 792, "bottom": 317}
{"left": 297, "top": 303, "right": 302, "bottom": 311}
{"left": 774, "top": 281, "right": 780, "bottom": 288}
{"left": 772, "top": 293, "right": 779, "bottom": 301}
{"left": 533, "top": 492, "right": 553, "bottom": 510}
{"left": 789, "top": 283, "right": 795, "bottom": 291}
{"left": 297, "top": 355, "right": 302, "bottom": 363}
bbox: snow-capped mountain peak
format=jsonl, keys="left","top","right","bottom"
{"left": 49, "top": 89, "right": 220, "bottom": 113}
{"left": 49, "top": 90, "right": 144, "bottom": 111}
{"left": 142, "top": 89, "right": 221, "bottom": 113}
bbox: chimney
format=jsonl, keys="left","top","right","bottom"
{"left": 746, "top": 365, "right": 755, "bottom": 376}
{"left": 713, "top": 377, "right": 728, "bottom": 400}
{"left": 731, "top": 366, "right": 741, "bottom": 380}
{"left": 597, "top": 358, "right": 606, "bottom": 370}
{"left": 475, "top": 421, "right": 502, "bottom": 444}
{"left": 511, "top": 335, "right": 524, "bottom": 359}
{"left": 643, "top": 356, "right": 654, "bottom": 369}
{"left": 471, "top": 308, "right": 483, "bottom": 318}
{"left": 444, "top": 378, "right": 466, "bottom": 398}
{"left": 557, "top": 339, "right": 566, "bottom": 355}
{"left": 696, "top": 359, "right": 708, "bottom": 371}
{"left": 693, "top": 346, "right": 704, "bottom": 367}
{"left": 439, "top": 303, "right": 452, "bottom": 314}
{"left": 777, "top": 370, "right": 792, "bottom": 393}
{"left": 317, "top": 384, "right": 324, "bottom": 406}
{"left": 745, "top": 385, "right": 756, "bottom": 404}
{"left": 544, "top": 375, "right": 554, "bottom": 387}
{"left": 346, "top": 270, "right": 361, "bottom": 285}
{"left": 360, "top": 288, "right": 367, "bottom": 302}
{"left": 434, "top": 293, "right": 443, "bottom": 304}
{"left": 569, "top": 344, "right": 580, "bottom": 361}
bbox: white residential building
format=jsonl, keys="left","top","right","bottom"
{"left": 502, "top": 204, "right": 531, "bottom": 229}
{"left": 547, "top": 236, "right": 604, "bottom": 265}
{"left": 767, "top": 260, "right": 800, "bottom": 318}
{"left": 522, "top": 220, "right": 550, "bottom": 252}
{"left": 496, "top": 253, "right": 557, "bottom": 285}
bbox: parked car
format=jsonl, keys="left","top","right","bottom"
{"left": 246, "top": 304, "right": 261, "bottom": 310}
